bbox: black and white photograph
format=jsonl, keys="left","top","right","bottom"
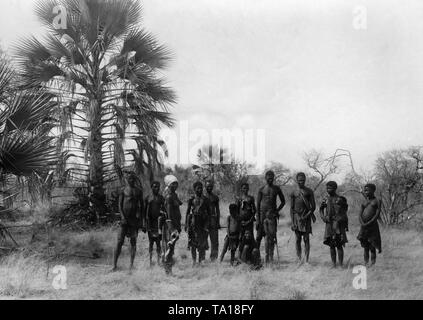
{"left": 0, "top": 0, "right": 422, "bottom": 305}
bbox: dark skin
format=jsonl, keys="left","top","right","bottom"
{"left": 256, "top": 173, "right": 285, "bottom": 248}
{"left": 164, "top": 232, "right": 179, "bottom": 275}
{"left": 167, "top": 182, "right": 183, "bottom": 216}
{"left": 205, "top": 182, "right": 221, "bottom": 229}
{"left": 240, "top": 230, "right": 261, "bottom": 268}
{"left": 290, "top": 175, "right": 316, "bottom": 263}
{"left": 320, "top": 184, "right": 344, "bottom": 268}
{"left": 360, "top": 187, "right": 381, "bottom": 227}
{"left": 119, "top": 176, "right": 143, "bottom": 227}
{"left": 359, "top": 186, "right": 381, "bottom": 265}
{"left": 205, "top": 181, "right": 221, "bottom": 261}
{"left": 292, "top": 176, "right": 316, "bottom": 223}
{"left": 240, "top": 184, "right": 256, "bottom": 228}
{"left": 185, "top": 185, "right": 208, "bottom": 233}
{"left": 186, "top": 184, "right": 210, "bottom": 265}
{"left": 256, "top": 173, "right": 285, "bottom": 222}
{"left": 113, "top": 176, "right": 143, "bottom": 271}
{"left": 169, "top": 181, "right": 180, "bottom": 196}
{"left": 228, "top": 210, "right": 240, "bottom": 265}
{"left": 145, "top": 182, "right": 166, "bottom": 266}
{"left": 263, "top": 217, "right": 277, "bottom": 264}
{"left": 167, "top": 181, "right": 183, "bottom": 233}
{"left": 320, "top": 185, "right": 337, "bottom": 219}
{"left": 196, "top": 184, "right": 208, "bottom": 235}
{"left": 219, "top": 205, "right": 240, "bottom": 264}
{"left": 240, "top": 230, "right": 254, "bottom": 262}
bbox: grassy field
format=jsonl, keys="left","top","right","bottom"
{"left": 1, "top": 204, "right": 423, "bottom": 300}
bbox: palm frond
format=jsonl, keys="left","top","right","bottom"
{"left": 34, "top": 0, "right": 61, "bottom": 29}
{"left": 141, "top": 79, "right": 177, "bottom": 105}
{"left": 13, "top": 36, "right": 64, "bottom": 88}
{"left": 0, "top": 54, "right": 14, "bottom": 102}
{"left": 121, "top": 28, "right": 173, "bottom": 70}
{"left": 0, "top": 130, "right": 57, "bottom": 176}
{"left": 4, "top": 91, "right": 58, "bottom": 132}
{"left": 14, "top": 36, "right": 51, "bottom": 66}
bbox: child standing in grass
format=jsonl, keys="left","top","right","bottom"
{"left": 219, "top": 203, "right": 241, "bottom": 265}
{"left": 357, "top": 183, "right": 382, "bottom": 266}
{"left": 112, "top": 173, "right": 144, "bottom": 271}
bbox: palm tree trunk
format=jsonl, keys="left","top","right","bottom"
{"left": 88, "top": 100, "right": 106, "bottom": 222}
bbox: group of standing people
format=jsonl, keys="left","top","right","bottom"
{"left": 289, "top": 172, "right": 382, "bottom": 268}
{"left": 112, "top": 170, "right": 383, "bottom": 274}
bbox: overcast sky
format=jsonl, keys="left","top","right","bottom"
{"left": 1, "top": 0, "right": 423, "bottom": 174}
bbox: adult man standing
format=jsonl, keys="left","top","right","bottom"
{"left": 256, "top": 170, "right": 286, "bottom": 264}
{"left": 290, "top": 172, "right": 316, "bottom": 264}
{"left": 204, "top": 180, "right": 221, "bottom": 262}
{"left": 112, "top": 173, "right": 144, "bottom": 271}
{"left": 186, "top": 181, "right": 211, "bottom": 266}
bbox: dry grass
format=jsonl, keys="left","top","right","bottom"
{"left": 1, "top": 207, "right": 423, "bottom": 300}
{"left": 0, "top": 253, "right": 49, "bottom": 299}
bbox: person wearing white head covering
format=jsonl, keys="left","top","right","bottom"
{"left": 164, "top": 175, "right": 178, "bottom": 196}
{"left": 163, "top": 175, "right": 182, "bottom": 232}
{"left": 164, "top": 175, "right": 178, "bottom": 186}
{"left": 160, "top": 174, "right": 182, "bottom": 273}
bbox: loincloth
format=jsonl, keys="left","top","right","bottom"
{"left": 148, "top": 230, "right": 162, "bottom": 241}
{"left": 119, "top": 224, "right": 138, "bottom": 239}
{"left": 357, "top": 222, "right": 382, "bottom": 253}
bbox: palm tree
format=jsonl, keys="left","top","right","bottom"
{"left": 0, "top": 53, "right": 57, "bottom": 219}
{"left": 15, "top": 0, "right": 176, "bottom": 217}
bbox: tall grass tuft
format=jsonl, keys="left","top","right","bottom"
{"left": 0, "top": 253, "right": 47, "bottom": 298}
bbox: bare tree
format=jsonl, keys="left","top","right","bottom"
{"left": 304, "top": 149, "right": 341, "bottom": 191}
{"left": 304, "top": 148, "right": 364, "bottom": 193}
{"left": 303, "top": 150, "right": 337, "bottom": 191}
{"left": 265, "top": 162, "right": 293, "bottom": 186}
{"left": 375, "top": 147, "right": 423, "bottom": 225}
{"left": 194, "top": 144, "right": 251, "bottom": 197}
